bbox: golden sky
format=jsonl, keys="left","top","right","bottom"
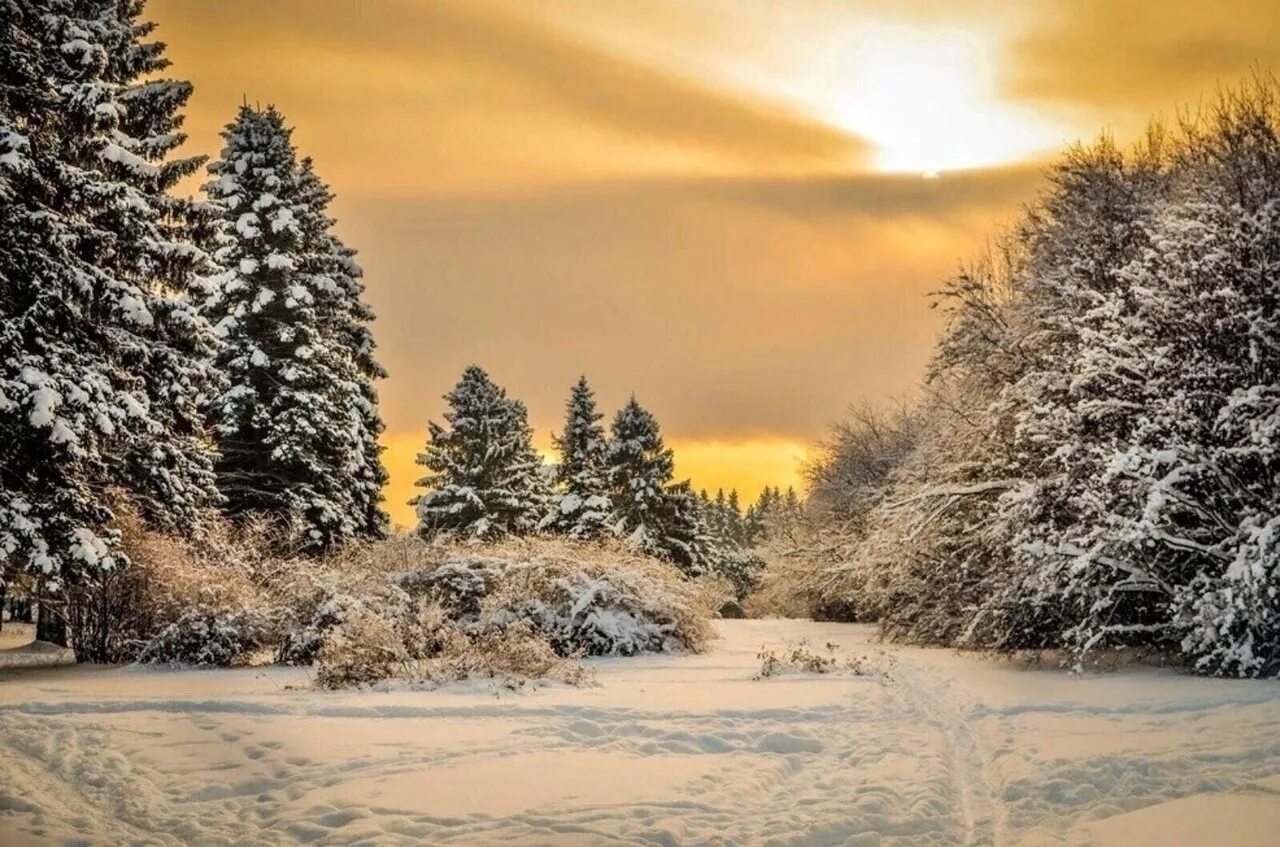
{"left": 149, "top": 0, "right": 1279, "bottom": 527}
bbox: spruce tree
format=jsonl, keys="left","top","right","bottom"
{"left": 743, "top": 503, "right": 762, "bottom": 546}
{"left": 413, "top": 366, "right": 547, "bottom": 539}
{"left": 605, "top": 398, "right": 708, "bottom": 572}
{"left": 201, "top": 105, "right": 388, "bottom": 551}
{"left": 712, "top": 489, "right": 729, "bottom": 540}
{"left": 294, "top": 157, "right": 389, "bottom": 538}
{"left": 543, "top": 376, "right": 611, "bottom": 539}
{"left": 726, "top": 489, "right": 744, "bottom": 547}
{"left": 0, "top": 0, "right": 219, "bottom": 632}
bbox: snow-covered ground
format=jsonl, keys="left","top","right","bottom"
{"left": 1, "top": 619, "right": 1278, "bottom": 846}
{"left": 0, "top": 623, "right": 74, "bottom": 670}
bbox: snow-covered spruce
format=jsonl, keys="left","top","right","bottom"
{"left": 697, "top": 488, "right": 766, "bottom": 599}
{"left": 294, "top": 157, "right": 390, "bottom": 540}
{"left": 200, "top": 105, "right": 388, "bottom": 552}
{"left": 605, "top": 398, "right": 713, "bottom": 574}
{"left": 542, "top": 376, "right": 613, "bottom": 539}
{"left": 0, "top": 0, "right": 220, "bottom": 657}
{"left": 412, "top": 366, "right": 549, "bottom": 540}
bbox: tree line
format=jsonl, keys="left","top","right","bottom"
{"left": 411, "top": 367, "right": 789, "bottom": 597}
{"left": 1, "top": 2, "right": 386, "bottom": 642}
{"left": 788, "top": 77, "right": 1280, "bottom": 678}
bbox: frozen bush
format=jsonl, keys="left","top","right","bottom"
{"left": 479, "top": 540, "right": 712, "bottom": 656}
{"left": 278, "top": 594, "right": 356, "bottom": 666}
{"left": 137, "top": 606, "right": 275, "bottom": 667}
{"left": 392, "top": 556, "right": 500, "bottom": 616}
{"left": 311, "top": 537, "right": 713, "bottom": 688}
{"left": 62, "top": 499, "right": 280, "bottom": 663}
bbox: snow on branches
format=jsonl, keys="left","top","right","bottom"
{"left": 201, "top": 105, "right": 388, "bottom": 553}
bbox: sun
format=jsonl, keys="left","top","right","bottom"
{"left": 804, "top": 23, "right": 1066, "bottom": 174}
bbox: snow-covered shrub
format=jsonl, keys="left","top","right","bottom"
{"left": 490, "top": 568, "right": 683, "bottom": 656}
{"left": 1177, "top": 516, "right": 1280, "bottom": 677}
{"left": 310, "top": 537, "right": 713, "bottom": 688}
{"left": 69, "top": 516, "right": 712, "bottom": 680}
{"left": 60, "top": 500, "right": 276, "bottom": 663}
{"left": 392, "top": 556, "right": 500, "bottom": 617}
{"left": 383, "top": 538, "right": 712, "bottom": 656}
{"left": 277, "top": 594, "right": 356, "bottom": 666}
{"left": 136, "top": 607, "right": 275, "bottom": 667}
{"left": 479, "top": 539, "right": 713, "bottom": 656}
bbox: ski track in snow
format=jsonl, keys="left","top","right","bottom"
{"left": 2, "top": 619, "right": 1280, "bottom": 846}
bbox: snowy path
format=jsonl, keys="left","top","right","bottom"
{"left": 2, "top": 620, "right": 1279, "bottom": 846}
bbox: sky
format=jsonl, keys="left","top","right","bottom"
{"left": 148, "top": 0, "right": 1279, "bottom": 527}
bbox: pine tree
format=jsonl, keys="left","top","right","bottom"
{"left": 752, "top": 487, "right": 778, "bottom": 540}
{"left": 605, "top": 398, "right": 708, "bottom": 572}
{"left": 413, "top": 366, "right": 547, "bottom": 539}
{"left": 658, "top": 482, "right": 718, "bottom": 575}
{"left": 0, "top": 0, "right": 219, "bottom": 639}
{"left": 543, "top": 376, "right": 611, "bottom": 539}
{"left": 201, "top": 105, "right": 388, "bottom": 552}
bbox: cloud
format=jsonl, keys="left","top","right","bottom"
{"left": 150, "top": 0, "right": 868, "bottom": 193}
{"left": 335, "top": 164, "right": 1044, "bottom": 452}
{"left": 1005, "top": 0, "right": 1280, "bottom": 118}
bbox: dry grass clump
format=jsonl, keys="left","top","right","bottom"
{"left": 65, "top": 501, "right": 275, "bottom": 664}
{"left": 316, "top": 615, "right": 593, "bottom": 691}
{"left": 743, "top": 551, "right": 861, "bottom": 622}
{"left": 752, "top": 639, "right": 891, "bottom": 681}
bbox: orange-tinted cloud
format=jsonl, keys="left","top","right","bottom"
{"left": 151, "top": 0, "right": 867, "bottom": 195}
{"left": 1006, "top": 0, "right": 1280, "bottom": 121}
{"left": 143, "top": 0, "right": 1274, "bottom": 527}
{"left": 338, "top": 164, "right": 1041, "bottom": 439}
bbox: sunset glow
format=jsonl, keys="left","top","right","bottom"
{"left": 145, "top": 0, "right": 1280, "bottom": 517}
{"left": 815, "top": 24, "right": 1069, "bottom": 173}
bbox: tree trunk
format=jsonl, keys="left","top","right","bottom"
{"left": 35, "top": 591, "right": 68, "bottom": 647}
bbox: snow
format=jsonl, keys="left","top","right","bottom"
{"left": 2, "top": 619, "right": 1278, "bottom": 846}
{"left": 0, "top": 624, "right": 73, "bottom": 670}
